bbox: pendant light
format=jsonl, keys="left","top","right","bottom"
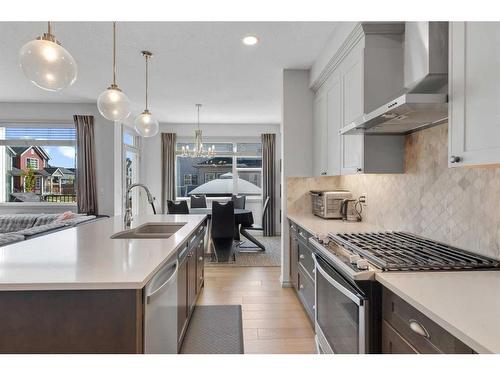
{"left": 181, "top": 104, "right": 215, "bottom": 158}
{"left": 134, "top": 51, "right": 159, "bottom": 137}
{"left": 97, "top": 22, "right": 131, "bottom": 121}
{"left": 19, "top": 21, "right": 77, "bottom": 91}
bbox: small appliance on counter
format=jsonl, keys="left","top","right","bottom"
{"left": 310, "top": 190, "right": 351, "bottom": 219}
{"left": 340, "top": 196, "right": 365, "bottom": 222}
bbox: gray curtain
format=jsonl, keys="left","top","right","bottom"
{"left": 261, "top": 133, "right": 276, "bottom": 236}
{"left": 161, "top": 133, "right": 177, "bottom": 213}
{"left": 73, "top": 115, "right": 98, "bottom": 215}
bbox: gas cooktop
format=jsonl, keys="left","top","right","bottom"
{"left": 328, "top": 232, "right": 500, "bottom": 272}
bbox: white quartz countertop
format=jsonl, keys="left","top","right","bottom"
{"left": 0, "top": 214, "right": 206, "bottom": 291}
{"left": 376, "top": 271, "right": 500, "bottom": 354}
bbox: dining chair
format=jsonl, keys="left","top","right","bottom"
{"left": 231, "top": 194, "right": 246, "bottom": 209}
{"left": 211, "top": 201, "right": 235, "bottom": 263}
{"left": 167, "top": 200, "right": 189, "bottom": 214}
{"left": 190, "top": 194, "right": 207, "bottom": 208}
{"left": 239, "top": 196, "right": 270, "bottom": 252}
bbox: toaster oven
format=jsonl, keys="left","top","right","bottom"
{"left": 310, "top": 190, "right": 352, "bottom": 219}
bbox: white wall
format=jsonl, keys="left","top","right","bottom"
{"left": 139, "top": 122, "right": 281, "bottom": 233}
{"left": 281, "top": 69, "right": 314, "bottom": 285}
{"left": 0, "top": 102, "right": 115, "bottom": 216}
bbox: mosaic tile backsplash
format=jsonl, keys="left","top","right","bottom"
{"left": 287, "top": 123, "right": 500, "bottom": 259}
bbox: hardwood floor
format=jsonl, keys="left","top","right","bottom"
{"left": 197, "top": 266, "right": 316, "bottom": 354}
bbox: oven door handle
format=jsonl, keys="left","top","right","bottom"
{"left": 312, "top": 252, "right": 364, "bottom": 306}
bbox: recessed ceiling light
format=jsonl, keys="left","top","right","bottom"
{"left": 242, "top": 35, "right": 259, "bottom": 46}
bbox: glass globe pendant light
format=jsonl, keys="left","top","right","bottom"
{"left": 19, "top": 21, "right": 77, "bottom": 91}
{"left": 134, "top": 51, "right": 159, "bottom": 137}
{"left": 97, "top": 22, "right": 131, "bottom": 121}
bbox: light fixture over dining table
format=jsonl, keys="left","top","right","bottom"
{"left": 181, "top": 104, "right": 215, "bottom": 158}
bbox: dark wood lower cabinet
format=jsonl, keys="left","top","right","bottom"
{"left": 289, "top": 224, "right": 299, "bottom": 289}
{"left": 0, "top": 289, "right": 143, "bottom": 354}
{"left": 177, "top": 247, "right": 189, "bottom": 348}
{"left": 382, "top": 287, "right": 475, "bottom": 354}
{"left": 382, "top": 320, "right": 418, "bottom": 354}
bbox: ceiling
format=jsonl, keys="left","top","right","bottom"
{"left": 0, "top": 22, "right": 337, "bottom": 124}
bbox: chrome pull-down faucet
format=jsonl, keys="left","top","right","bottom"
{"left": 124, "top": 183, "right": 156, "bottom": 228}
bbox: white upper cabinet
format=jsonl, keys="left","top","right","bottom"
{"left": 326, "top": 73, "right": 342, "bottom": 176}
{"left": 449, "top": 22, "right": 500, "bottom": 167}
{"left": 313, "top": 92, "right": 328, "bottom": 176}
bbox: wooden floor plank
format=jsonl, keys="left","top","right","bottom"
{"left": 198, "top": 266, "right": 316, "bottom": 354}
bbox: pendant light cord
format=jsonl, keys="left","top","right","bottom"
{"left": 197, "top": 104, "right": 200, "bottom": 130}
{"left": 112, "top": 22, "right": 116, "bottom": 86}
{"left": 145, "top": 54, "right": 149, "bottom": 110}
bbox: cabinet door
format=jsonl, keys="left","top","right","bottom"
{"left": 342, "top": 43, "right": 364, "bottom": 127}
{"left": 326, "top": 75, "right": 342, "bottom": 176}
{"left": 313, "top": 92, "right": 328, "bottom": 176}
{"left": 196, "top": 237, "right": 204, "bottom": 292}
{"left": 187, "top": 249, "right": 197, "bottom": 312}
{"left": 177, "top": 254, "right": 188, "bottom": 345}
{"left": 341, "top": 40, "right": 365, "bottom": 175}
{"left": 289, "top": 224, "right": 299, "bottom": 290}
{"left": 449, "top": 22, "right": 500, "bottom": 166}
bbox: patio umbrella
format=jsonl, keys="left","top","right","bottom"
{"left": 188, "top": 173, "right": 261, "bottom": 196}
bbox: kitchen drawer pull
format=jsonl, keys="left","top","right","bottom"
{"left": 299, "top": 254, "right": 305, "bottom": 259}
{"left": 299, "top": 284, "right": 304, "bottom": 290}
{"left": 199, "top": 256, "right": 203, "bottom": 261}
{"left": 409, "top": 319, "right": 430, "bottom": 339}
{"left": 299, "top": 232, "right": 307, "bottom": 240}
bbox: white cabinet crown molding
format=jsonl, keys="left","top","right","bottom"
{"left": 310, "top": 22, "right": 405, "bottom": 93}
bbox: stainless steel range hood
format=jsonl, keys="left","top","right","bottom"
{"left": 340, "top": 92, "right": 448, "bottom": 135}
{"left": 341, "top": 22, "right": 449, "bottom": 135}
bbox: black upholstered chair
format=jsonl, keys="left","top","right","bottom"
{"left": 167, "top": 200, "right": 189, "bottom": 214}
{"left": 190, "top": 194, "right": 207, "bottom": 208}
{"left": 239, "top": 196, "right": 270, "bottom": 252}
{"left": 211, "top": 201, "right": 235, "bottom": 262}
{"left": 231, "top": 194, "right": 246, "bottom": 209}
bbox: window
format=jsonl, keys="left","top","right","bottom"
{"left": 0, "top": 124, "right": 77, "bottom": 203}
{"left": 175, "top": 140, "right": 262, "bottom": 198}
{"left": 26, "top": 158, "right": 39, "bottom": 169}
{"left": 123, "top": 128, "right": 141, "bottom": 216}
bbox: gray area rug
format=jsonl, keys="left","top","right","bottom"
{"left": 180, "top": 305, "right": 244, "bottom": 354}
{"left": 206, "top": 235, "right": 281, "bottom": 267}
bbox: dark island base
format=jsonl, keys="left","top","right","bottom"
{"left": 0, "top": 289, "right": 143, "bottom": 354}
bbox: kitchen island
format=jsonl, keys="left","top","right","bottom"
{"left": 0, "top": 214, "right": 207, "bottom": 354}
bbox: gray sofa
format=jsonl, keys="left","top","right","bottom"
{"left": 0, "top": 214, "right": 97, "bottom": 247}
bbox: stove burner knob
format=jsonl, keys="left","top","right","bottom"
{"left": 356, "top": 259, "right": 369, "bottom": 270}
{"left": 349, "top": 254, "right": 361, "bottom": 264}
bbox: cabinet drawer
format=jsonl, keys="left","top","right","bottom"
{"left": 382, "top": 320, "right": 418, "bottom": 354}
{"left": 298, "top": 241, "right": 315, "bottom": 279}
{"left": 382, "top": 288, "right": 474, "bottom": 354}
{"left": 297, "top": 266, "right": 315, "bottom": 322}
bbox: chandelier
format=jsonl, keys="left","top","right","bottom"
{"left": 181, "top": 104, "right": 215, "bottom": 158}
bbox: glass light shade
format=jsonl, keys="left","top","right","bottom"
{"left": 97, "top": 87, "right": 131, "bottom": 121}
{"left": 134, "top": 110, "right": 159, "bottom": 137}
{"left": 19, "top": 39, "right": 77, "bottom": 91}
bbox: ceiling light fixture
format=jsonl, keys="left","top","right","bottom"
{"left": 181, "top": 104, "right": 215, "bottom": 158}
{"left": 242, "top": 35, "right": 259, "bottom": 46}
{"left": 97, "top": 22, "right": 131, "bottom": 122}
{"left": 19, "top": 21, "right": 78, "bottom": 91}
{"left": 134, "top": 51, "right": 159, "bottom": 138}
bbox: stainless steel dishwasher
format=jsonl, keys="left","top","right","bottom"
{"left": 144, "top": 257, "right": 178, "bottom": 353}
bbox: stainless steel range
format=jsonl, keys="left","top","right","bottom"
{"left": 308, "top": 231, "right": 500, "bottom": 354}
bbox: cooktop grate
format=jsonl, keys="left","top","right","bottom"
{"left": 329, "top": 232, "right": 500, "bottom": 271}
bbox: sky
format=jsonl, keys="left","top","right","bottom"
{"left": 43, "top": 146, "right": 75, "bottom": 168}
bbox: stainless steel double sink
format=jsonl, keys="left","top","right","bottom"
{"left": 111, "top": 222, "right": 186, "bottom": 239}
